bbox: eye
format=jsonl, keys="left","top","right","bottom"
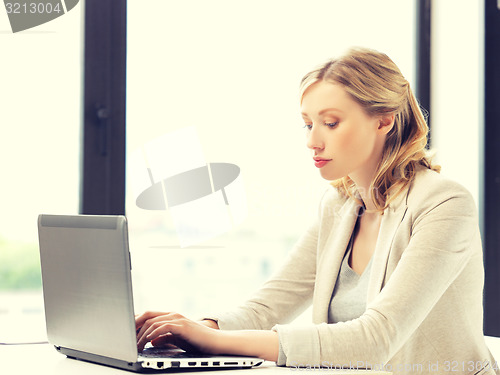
{"left": 325, "top": 122, "right": 338, "bottom": 128}
{"left": 303, "top": 124, "right": 312, "bottom": 131}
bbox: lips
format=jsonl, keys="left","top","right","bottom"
{"left": 313, "top": 157, "right": 332, "bottom": 168}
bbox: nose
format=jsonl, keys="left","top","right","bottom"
{"left": 306, "top": 125, "right": 324, "bottom": 151}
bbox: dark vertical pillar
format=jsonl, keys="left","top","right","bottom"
{"left": 416, "top": 0, "right": 432, "bottom": 147}
{"left": 80, "top": 0, "right": 127, "bottom": 215}
{"left": 483, "top": 0, "right": 500, "bottom": 336}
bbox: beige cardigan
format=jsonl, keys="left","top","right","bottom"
{"left": 209, "top": 167, "right": 498, "bottom": 375}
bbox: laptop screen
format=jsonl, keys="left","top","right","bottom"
{"left": 38, "top": 214, "right": 138, "bottom": 363}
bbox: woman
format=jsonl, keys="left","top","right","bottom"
{"left": 136, "top": 47, "right": 498, "bottom": 374}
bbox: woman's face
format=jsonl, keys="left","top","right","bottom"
{"left": 301, "top": 80, "right": 387, "bottom": 183}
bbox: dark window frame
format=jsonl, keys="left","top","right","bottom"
{"left": 415, "top": 0, "right": 432, "bottom": 146}
{"left": 80, "top": 0, "right": 127, "bottom": 215}
{"left": 483, "top": 0, "right": 500, "bottom": 336}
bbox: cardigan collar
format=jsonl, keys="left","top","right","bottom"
{"left": 312, "top": 181, "right": 411, "bottom": 323}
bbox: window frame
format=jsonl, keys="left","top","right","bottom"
{"left": 415, "top": 0, "right": 432, "bottom": 145}
{"left": 81, "top": 0, "right": 127, "bottom": 215}
{"left": 483, "top": 0, "right": 500, "bottom": 336}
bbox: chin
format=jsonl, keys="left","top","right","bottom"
{"left": 319, "top": 170, "right": 345, "bottom": 181}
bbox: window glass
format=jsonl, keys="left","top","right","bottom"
{"left": 0, "top": 3, "right": 82, "bottom": 342}
{"left": 127, "top": 0, "right": 416, "bottom": 319}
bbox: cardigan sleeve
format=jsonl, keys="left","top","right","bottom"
{"left": 272, "top": 182, "right": 479, "bottom": 368}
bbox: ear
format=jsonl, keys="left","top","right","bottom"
{"left": 377, "top": 114, "right": 395, "bottom": 135}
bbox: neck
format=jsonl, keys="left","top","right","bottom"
{"left": 355, "top": 181, "right": 379, "bottom": 213}
{"left": 348, "top": 136, "right": 386, "bottom": 214}
{"left": 349, "top": 164, "right": 382, "bottom": 214}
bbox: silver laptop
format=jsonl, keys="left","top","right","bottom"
{"left": 37, "top": 214, "right": 264, "bottom": 372}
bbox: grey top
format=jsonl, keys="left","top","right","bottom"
{"left": 328, "top": 236, "right": 372, "bottom": 323}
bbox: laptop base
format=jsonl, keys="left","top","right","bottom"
{"left": 56, "top": 346, "right": 144, "bottom": 372}
{"left": 57, "top": 345, "right": 263, "bottom": 373}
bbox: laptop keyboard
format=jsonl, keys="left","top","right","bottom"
{"left": 140, "top": 347, "right": 213, "bottom": 359}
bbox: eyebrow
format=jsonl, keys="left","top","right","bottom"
{"left": 301, "top": 108, "right": 344, "bottom": 117}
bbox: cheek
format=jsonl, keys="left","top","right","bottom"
{"left": 336, "top": 123, "right": 378, "bottom": 158}
{"left": 335, "top": 126, "right": 364, "bottom": 153}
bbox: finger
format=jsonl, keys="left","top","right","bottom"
{"left": 135, "top": 311, "right": 167, "bottom": 330}
{"left": 138, "top": 322, "right": 182, "bottom": 352}
{"left": 137, "top": 312, "right": 186, "bottom": 340}
{"left": 136, "top": 313, "right": 187, "bottom": 351}
{"left": 146, "top": 322, "right": 183, "bottom": 342}
{"left": 137, "top": 318, "right": 178, "bottom": 350}
{"left": 137, "top": 319, "right": 160, "bottom": 349}
{"left": 136, "top": 312, "right": 174, "bottom": 340}
{"left": 152, "top": 333, "right": 201, "bottom": 354}
{"left": 151, "top": 335, "right": 178, "bottom": 349}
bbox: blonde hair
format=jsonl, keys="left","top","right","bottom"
{"left": 301, "top": 47, "right": 440, "bottom": 212}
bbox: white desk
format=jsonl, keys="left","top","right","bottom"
{"left": 2, "top": 343, "right": 390, "bottom": 375}
{"left": 3, "top": 337, "right": 500, "bottom": 375}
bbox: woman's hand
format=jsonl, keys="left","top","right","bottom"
{"left": 135, "top": 311, "right": 221, "bottom": 353}
{"left": 135, "top": 311, "right": 279, "bottom": 361}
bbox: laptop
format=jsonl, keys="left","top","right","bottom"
{"left": 37, "top": 214, "right": 264, "bottom": 372}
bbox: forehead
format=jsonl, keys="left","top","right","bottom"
{"left": 300, "top": 81, "right": 357, "bottom": 117}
